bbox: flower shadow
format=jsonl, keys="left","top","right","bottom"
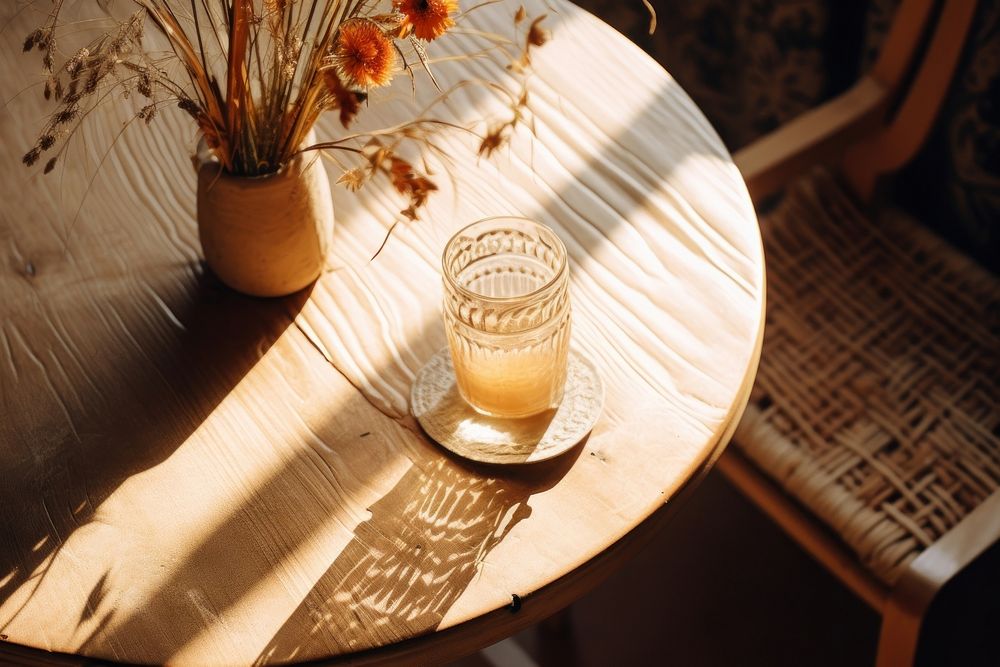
{"left": 254, "top": 450, "right": 580, "bottom": 663}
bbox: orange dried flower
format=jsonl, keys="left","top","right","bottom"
{"left": 335, "top": 20, "right": 395, "bottom": 89}
{"left": 395, "top": 0, "right": 457, "bottom": 41}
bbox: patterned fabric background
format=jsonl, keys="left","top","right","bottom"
{"left": 574, "top": 0, "right": 1000, "bottom": 271}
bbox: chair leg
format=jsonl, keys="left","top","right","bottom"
{"left": 875, "top": 597, "right": 923, "bottom": 667}
{"left": 878, "top": 533, "right": 1000, "bottom": 666}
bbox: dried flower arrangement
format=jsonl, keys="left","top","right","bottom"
{"left": 20, "top": 0, "right": 552, "bottom": 221}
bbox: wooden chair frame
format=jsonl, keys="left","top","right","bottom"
{"left": 721, "top": 0, "right": 999, "bottom": 664}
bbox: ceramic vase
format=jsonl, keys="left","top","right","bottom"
{"left": 196, "top": 140, "right": 334, "bottom": 297}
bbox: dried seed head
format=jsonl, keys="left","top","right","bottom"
{"left": 66, "top": 48, "right": 89, "bottom": 76}
{"left": 84, "top": 68, "right": 100, "bottom": 94}
{"left": 110, "top": 13, "right": 144, "bottom": 58}
{"left": 43, "top": 157, "right": 57, "bottom": 174}
{"left": 39, "top": 134, "right": 56, "bottom": 150}
{"left": 53, "top": 103, "right": 80, "bottom": 125}
{"left": 37, "top": 28, "right": 52, "bottom": 51}
{"left": 131, "top": 13, "right": 144, "bottom": 40}
{"left": 177, "top": 97, "right": 200, "bottom": 117}
{"left": 23, "top": 29, "right": 42, "bottom": 52}
{"left": 22, "top": 147, "right": 41, "bottom": 167}
{"left": 138, "top": 104, "right": 157, "bottom": 124}
{"left": 137, "top": 70, "right": 153, "bottom": 98}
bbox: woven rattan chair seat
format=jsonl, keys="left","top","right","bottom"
{"left": 735, "top": 169, "right": 1000, "bottom": 585}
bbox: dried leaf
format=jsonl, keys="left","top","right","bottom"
{"left": 322, "top": 69, "right": 362, "bottom": 128}
{"left": 527, "top": 15, "right": 549, "bottom": 47}
{"left": 387, "top": 156, "right": 437, "bottom": 213}
{"left": 338, "top": 168, "right": 368, "bottom": 192}
{"left": 478, "top": 126, "right": 507, "bottom": 157}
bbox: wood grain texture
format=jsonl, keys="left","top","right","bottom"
{"left": 0, "top": 1, "right": 763, "bottom": 664}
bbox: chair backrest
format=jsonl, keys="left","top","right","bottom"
{"left": 734, "top": 0, "right": 978, "bottom": 203}
{"left": 843, "top": 0, "right": 979, "bottom": 199}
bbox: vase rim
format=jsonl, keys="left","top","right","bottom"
{"left": 196, "top": 129, "right": 320, "bottom": 181}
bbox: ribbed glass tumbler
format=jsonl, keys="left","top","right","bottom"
{"left": 442, "top": 217, "right": 571, "bottom": 418}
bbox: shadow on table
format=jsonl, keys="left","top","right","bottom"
{"left": 67, "top": 402, "right": 580, "bottom": 661}
{"left": 254, "top": 450, "right": 581, "bottom": 663}
{"left": 0, "top": 270, "right": 309, "bottom": 631}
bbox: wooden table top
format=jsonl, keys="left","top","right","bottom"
{"left": 0, "top": 1, "right": 764, "bottom": 664}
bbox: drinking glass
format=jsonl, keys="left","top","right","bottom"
{"left": 442, "top": 217, "right": 571, "bottom": 418}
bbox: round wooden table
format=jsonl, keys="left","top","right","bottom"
{"left": 0, "top": 1, "right": 764, "bottom": 664}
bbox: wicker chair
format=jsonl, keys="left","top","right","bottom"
{"left": 718, "top": 0, "right": 1000, "bottom": 664}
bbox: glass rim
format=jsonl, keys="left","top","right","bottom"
{"left": 441, "top": 216, "right": 568, "bottom": 305}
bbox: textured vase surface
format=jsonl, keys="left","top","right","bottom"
{"left": 196, "top": 147, "right": 334, "bottom": 297}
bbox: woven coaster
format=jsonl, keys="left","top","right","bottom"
{"left": 411, "top": 348, "right": 604, "bottom": 464}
